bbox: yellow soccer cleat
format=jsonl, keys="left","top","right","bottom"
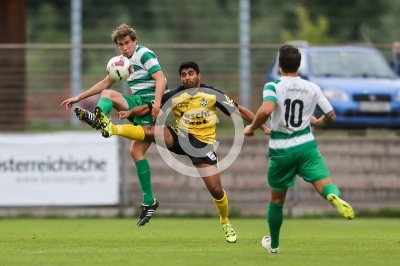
{"left": 327, "top": 194, "right": 354, "bottom": 220}
{"left": 94, "top": 106, "right": 114, "bottom": 138}
{"left": 221, "top": 222, "right": 237, "bottom": 243}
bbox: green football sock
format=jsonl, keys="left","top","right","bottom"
{"left": 267, "top": 202, "right": 284, "bottom": 249}
{"left": 322, "top": 183, "right": 341, "bottom": 199}
{"left": 136, "top": 159, "right": 154, "bottom": 205}
{"left": 97, "top": 97, "right": 113, "bottom": 115}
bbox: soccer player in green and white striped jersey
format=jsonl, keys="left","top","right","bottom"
{"left": 244, "top": 44, "right": 354, "bottom": 254}
{"left": 61, "top": 24, "right": 168, "bottom": 226}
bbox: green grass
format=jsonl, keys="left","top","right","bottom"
{"left": 0, "top": 218, "right": 399, "bottom": 266}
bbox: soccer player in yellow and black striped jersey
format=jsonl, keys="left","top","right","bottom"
{"left": 94, "top": 61, "right": 270, "bottom": 243}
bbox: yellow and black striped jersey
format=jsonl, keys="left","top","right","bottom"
{"left": 149, "top": 84, "right": 238, "bottom": 144}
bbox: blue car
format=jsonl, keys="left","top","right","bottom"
{"left": 266, "top": 42, "right": 400, "bottom": 128}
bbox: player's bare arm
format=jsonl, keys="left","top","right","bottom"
{"left": 245, "top": 101, "right": 276, "bottom": 137}
{"left": 118, "top": 105, "right": 151, "bottom": 120}
{"left": 61, "top": 75, "right": 115, "bottom": 110}
{"left": 151, "top": 71, "right": 167, "bottom": 121}
{"left": 310, "top": 110, "right": 336, "bottom": 128}
{"left": 236, "top": 105, "right": 271, "bottom": 135}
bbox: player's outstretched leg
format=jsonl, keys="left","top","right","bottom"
{"left": 74, "top": 106, "right": 99, "bottom": 129}
{"left": 137, "top": 199, "right": 159, "bottom": 226}
{"left": 327, "top": 194, "right": 354, "bottom": 220}
{"left": 94, "top": 106, "right": 114, "bottom": 138}
{"left": 261, "top": 236, "right": 280, "bottom": 254}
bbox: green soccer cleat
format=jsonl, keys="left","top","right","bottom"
{"left": 261, "top": 236, "right": 279, "bottom": 254}
{"left": 94, "top": 106, "right": 114, "bottom": 138}
{"left": 137, "top": 199, "right": 159, "bottom": 226}
{"left": 74, "top": 106, "right": 100, "bottom": 129}
{"left": 327, "top": 194, "right": 354, "bottom": 220}
{"left": 221, "top": 222, "right": 237, "bottom": 243}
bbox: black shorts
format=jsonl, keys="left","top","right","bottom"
{"left": 166, "top": 126, "right": 218, "bottom": 166}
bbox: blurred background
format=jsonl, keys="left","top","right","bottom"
{"left": 0, "top": 0, "right": 400, "bottom": 217}
{"left": 3, "top": 0, "right": 400, "bottom": 131}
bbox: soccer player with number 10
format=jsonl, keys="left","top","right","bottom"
{"left": 244, "top": 44, "right": 354, "bottom": 254}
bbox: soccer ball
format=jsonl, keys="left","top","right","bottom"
{"left": 106, "top": 55, "right": 132, "bottom": 82}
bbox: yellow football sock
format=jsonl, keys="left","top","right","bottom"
{"left": 113, "top": 124, "right": 145, "bottom": 141}
{"left": 213, "top": 190, "right": 229, "bottom": 225}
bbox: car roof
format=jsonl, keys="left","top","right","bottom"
{"left": 300, "top": 45, "right": 379, "bottom": 53}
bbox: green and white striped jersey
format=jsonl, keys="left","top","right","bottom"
{"left": 126, "top": 45, "right": 166, "bottom": 97}
{"left": 263, "top": 76, "right": 333, "bottom": 156}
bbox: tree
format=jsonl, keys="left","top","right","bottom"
{"left": 294, "top": 0, "right": 389, "bottom": 43}
{"left": 281, "top": 6, "right": 334, "bottom": 44}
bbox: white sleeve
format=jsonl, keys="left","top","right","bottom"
{"left": 315, "top": 85, "right": 333, "bottom": 114}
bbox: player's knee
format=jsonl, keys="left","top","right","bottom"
{"left": 100, "top": 90, "right": 113, "bottom": 98}
{"left": 130, "top": 146, "right": 145, "bottom": 161}
{"left": 209, "top": 186, "right": 224, "bottom": 200}
{"left": 100, "top": 90, "right": 121, "bottom": 102}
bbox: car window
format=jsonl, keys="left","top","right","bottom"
{"left": 309, "top": 51, "right": 396, "bottom": 78}
{"left": 297, "top": 51, "right": 307, "bottom": 77}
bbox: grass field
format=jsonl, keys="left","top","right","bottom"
{"left": 0, "top": 218, "right": 399, "bottom": 266}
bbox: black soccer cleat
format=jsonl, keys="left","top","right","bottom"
{"left": 137, "top": 199, "right": 159, "bottom": 226}
{"left": 74, "top": 106, "right": 100, "bottom": 129}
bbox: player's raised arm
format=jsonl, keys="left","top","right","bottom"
{"left": 244, "top": 101, "right": 276, "bottom": 137}
{"left": 214, "top": 89, "right": 270, "bottom": 135}
{"left": 235, "top": 105, "right": 271, "bottom": 135}
{"left": 61, "top": 75, "right": 115, "bottom": 110}
{"left": 118, "top": 104, "right": 151, "bottom": 120}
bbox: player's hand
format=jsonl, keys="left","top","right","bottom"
{"left": 61, "top": 96, "right": 79, "bottom": 110}
{"left": 118, "top": 110, "right": 131, "bottom": 120}
{"left": 244, "top": 125, "right": 255, "bottom": 137}
{"left": 151, "top": 104, "right": 163, "bottom": 122}
{"left": 262, "top": 126, "right": 271, "bottom": 135}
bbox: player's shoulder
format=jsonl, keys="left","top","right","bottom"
{"left": 166, "top": 87, "right": 177, "bottom": 94}
{"left": 263, "top": 79, "right": 280, "bottom": 92}
{"left": 136, "top": 45, "right": 150, "bottom": 52}
{"left": 167, "top": 86, "right": 185, "bottom": 96}
{"left": 199, "top": 84, "right": 224, "bottom": 94}
{"left": 135, "top": 45, "right": 156, "bottom": 56}
{"left": 298, "top": 78, "right": 321, "bottom": 91}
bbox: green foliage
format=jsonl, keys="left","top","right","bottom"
{"left": 27, "top": 0, "right": 400, "bottom": 45}
{"left": 1, "top": 218, "right": 399, "bottom": 265}
{"left": 292, "top": 0, "right": 391, "bottom": 43}
{"left": 26, "top": 2, "right": 70, "bottom": 77}
{"left": 281, "top": 6, "right": 335, "bottom": 44}
{"left": 28, "top": 2, "right": 70, "bottom": 43}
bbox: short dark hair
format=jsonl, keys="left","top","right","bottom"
{"left": 279, "top": 44, "right": 301, "bottom": 73}
{"left": 111, "top": 23, "right": 137, "bottom": 44}
{"left": 179, "top": 61, "right": 200, "bottom": 75}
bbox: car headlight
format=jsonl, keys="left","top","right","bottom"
{"left": 322, "top": 88, "right": 349, "bottom": 101}
{"left": 396, "top": 91, "right": 400, "bottom": 102}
